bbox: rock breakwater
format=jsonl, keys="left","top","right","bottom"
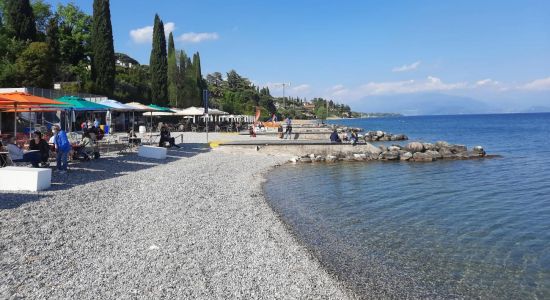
{"left": 290, "top": 141, "right": 490, "bottom": 163}
{"left": 362, "top": 131, "right": 408, "bottom": 142}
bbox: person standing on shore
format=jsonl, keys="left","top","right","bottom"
{"left": 52, "top": 125, "right": 71, "bottom": 173}
{"left": 351, "top": 129, "right": 359, "bottom": 146}
{"left": 284, "top": 117, "right": 293, "bottom": 140}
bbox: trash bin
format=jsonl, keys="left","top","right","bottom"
{"left": 139, "top": 126, "right": 146, "bottom": 134}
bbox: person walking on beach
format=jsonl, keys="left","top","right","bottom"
{"left": 52, "top": 125, "right": 71, "bottom": 173}
{"left": 284, "top": 117, "right": 293, "bottom": 140}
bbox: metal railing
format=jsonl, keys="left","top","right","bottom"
{"left": 18, "top": 87, "right": 108, "bottom": 102}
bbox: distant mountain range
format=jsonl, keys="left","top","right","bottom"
{"left": 353, "top": 93, "right": 550, "bottom": 116}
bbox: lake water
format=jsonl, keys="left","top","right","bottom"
{"left": 264, "top": 113, "right": 550, "bottom": 299}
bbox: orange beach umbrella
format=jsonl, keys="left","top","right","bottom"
{"left": 0, "top": 92, "right": 65, "bottom": 136}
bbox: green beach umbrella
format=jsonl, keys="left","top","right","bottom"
{"left": 148, "top": 104, "right": 175, "bottom": 112}
{"left": 53, "top": 96, "right": 110, "bottom": 132}
{"left": 54, "top": 96, "right": 110, "bottom": 111}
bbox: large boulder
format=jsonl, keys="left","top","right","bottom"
{"left": 376, "top": 130, "right": 384, "bottom": 137}
{"left": 413, "top": 152, "right": 435, "bottom": 162}
{"left": 438, "top": 147, "right": 455, "bottom": 158}
{"left": 472, "top": 146, "right": 486, "bottom": 157}
{"left": 400, "top": 152, "right": 413, "bottom": 161}
{"left": 380, "top": 151, "right": 400, "bottom": 160}
{"left": 299, "top": 157, "right": 312, "bottom": 163}
{"left": 450, "top": 144, "right": 468, "bottom": 153}
{"left": 388, "top": 146, "right": 401, "bottom": 152}
{"left": 435, "top": 141, "right": 451, "bottom": 149}
{"left": 405, "top": 142, "right": 425, "bottom": 153}
{"left": 326, "top": 155, "right": 338, "bottom": 162}
{"left": 361, "top": 143, "right": 382, "bottom": 159}
{"left": 426, "top": 150, "right": 442, "bottom": 160}
{"left": 390, "top": 134, "right": 408, "bottom": 141}
{"left": 423, "top": 143, "right": 437, "bottom": 151}
{"left": 354, "top": 153, "right": 367, "bottom": 161}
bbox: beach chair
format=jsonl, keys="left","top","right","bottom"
{"left": 118, "top": 136, "right": 140, "bottom": 154}
{"left": 0, "top": 151, "right": 13, "bottom": 167}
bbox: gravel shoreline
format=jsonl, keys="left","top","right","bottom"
{"left": 1, "top": 137, "right": 353, "bottom": 299}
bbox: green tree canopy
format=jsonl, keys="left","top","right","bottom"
{"left": 4, "top": 0, "right": 36, "bottom": 41}
{"left": 31, "top": 0, "right": 52, "bottom": 36}
{"left": 15, "top": 41, "right": 54, "bottom": 88}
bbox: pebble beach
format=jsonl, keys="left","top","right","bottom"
{"left": 0, "top": 133, "right": 353, "bottom": 299}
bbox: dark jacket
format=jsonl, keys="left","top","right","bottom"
{"left": 330, "top": 131, "right": 341, "bottom": 143}
{"left": 29, "top": 139, "right": 50, "bottom": 160}
{"left": 160, "top": 129, "right": 171, "bottom": 139}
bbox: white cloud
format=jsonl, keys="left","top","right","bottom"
{"left": 329, "top": 76, "right": 467, "bottom": 101}
{"left": 520, "top": 77, "right": 550, "bottom": 91}
{"left": 177, "top": 32, "right": 219, "bottom": 43}
{"left": 331, "top": 84, "right": 345, "bottom": 91}
{"left": 292, "top": 84, "right": 310, "bottom": 92}
{"left": 392, "top": 61, "right": 421, "bottom": 72}
{"left": 130, "top": 22, "right": 176, "bottom": 44}
{"left": 476, "top": 78, "right": 500, "bottom": 86}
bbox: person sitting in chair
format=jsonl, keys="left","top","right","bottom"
{"left": 77, "top": 132, "right": 95, "bottom": 160}
{"left": 29, "top": 131, "right": 50, "bottom": 167}
{"left": 159, "top": 126, "right": 180, "bottom": 148}
{"left": 5, "top": 135, "right": 41, "bottom": 167}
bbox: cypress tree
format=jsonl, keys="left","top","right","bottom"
{"left": 91, "top": 0, "right": 115, "bottom": 96}
{"left": 184, "top": 55, "right": 197, "bottom": 106}
{"left": 192, "top": 52, "right": 204, "bottom": 106}
{"left": 4, "top": 0, "right": 36, "bottom": 41}
{"left": 176, "top": 50, "right": 187, "bottom": 108}
{"left": 167, "top": 32, "right": 178, "bottom": 107}
{"left": 150, "top": 14, "right": 168, "bottom": 106}
{"left": 45, "top": 16, "right": 59, "bottom": 81}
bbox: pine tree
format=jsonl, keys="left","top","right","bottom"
{"left": 150, "top": 14, "right": 168, "bottom": 105}
{"left": 91, "top": 0, "right": 115, "bottom": 96}
{"left": 4, "top": 0, "right": 36, "bottom": 41}
{"left": 167, "top": 32, "right": 178, "bottom": 107}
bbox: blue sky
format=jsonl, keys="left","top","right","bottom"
{"left": 48, "top": 0, "right": 550, "bottom": 111}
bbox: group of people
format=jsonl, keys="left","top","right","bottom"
{"left": 276, "top": 117, "right": 293, "bottom": 139}
{"left": 80, "top": 118, "right": 105, "bottom": 141}
{"left": 330, "top": 129, "right": 359, "bottom": 145}
{"left": 2, "top": 125, "right": 71, "bottom": 172}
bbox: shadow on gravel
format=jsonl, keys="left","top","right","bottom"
{"left": 0, "top": 143, "right": 211, "bottom": 207}
{"left": 0, "top": 193, "right": 51, "bottom": 209}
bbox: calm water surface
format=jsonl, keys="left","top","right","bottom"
{"left": 264, "top": 113, "right": 550, "bottom": 299}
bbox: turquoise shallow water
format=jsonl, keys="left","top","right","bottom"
{"left": 264, "top": 113, "right": 550, "bottom": 299}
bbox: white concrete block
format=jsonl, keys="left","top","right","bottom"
{"left": 0, "top": 167, "right": 52, "bottom": 191}
{"left": 138, "top": 145, "right": 167, "bottom": 159}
